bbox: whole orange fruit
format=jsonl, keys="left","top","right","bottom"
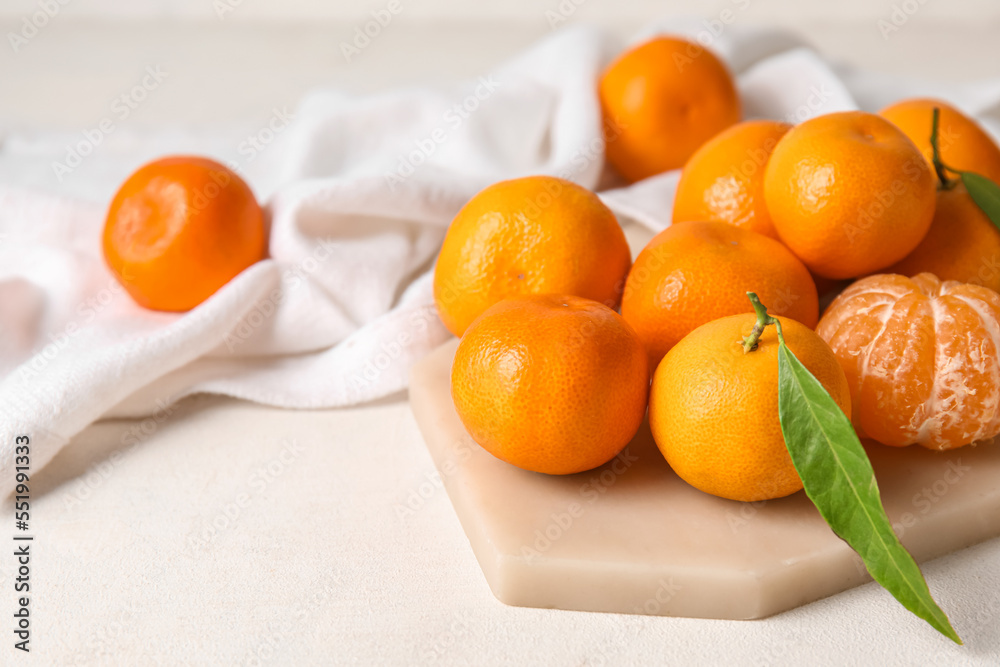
{"left": 879, "top": 98, "right": 1000, "bottom": 185}
{"left": 650, "top": 312, "right": 851, "bottom": 502}
{"left": 451, "top": 294, "right": 649, "bottom": 475}
{"left": 673, "top": 120, "right": 791, "bottom": 238}
{"left": 763, "top": 111, "right": 936, "bottom": 279}
{"left": 103, "top": 156, "right": 267, "bottom": 312}
{"left": 886, "top": 183, "right": 1000, "bottom": 293}
{"left": 817, "top": 273, "right": 1000, "bottom": 451}
{"left": 599, "top": 36, "right": 741, "bottom": 183}
{"left": 620, "top": 221, "right": 818, "bottom": 369}
{"left": 433, "top": 176, "right": 631, "bottom": 338}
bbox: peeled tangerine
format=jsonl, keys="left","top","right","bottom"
{"left": 817, "top": 273, "right": 1000, "bottom": 450}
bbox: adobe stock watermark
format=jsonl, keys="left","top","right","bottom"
{"left": 557, "top": 114, "right": 628, "bottom": 183}
{"left": 55, "top": 596, "right": 171, "bottom": 665}
{"left": 841, "top": 458, "right": 972, "bottom": 582}
{"left": 969, "top": 253, "right": 1000, "bottom": 290}
{"left": 431, "top": 173, "right": 627, "bottom": 331}
{"left": 222, "top": 286, "right": 286, "bottom": 353}
{"left": 544, "top": 0, "right": 587, "bottom": 28}
{"left": 185, "top": 439, "right": 306, "bottom": 555}
{"left": 521, "top": 448, "right": 639, "bottom": 560}
{"left": 672, "top": 0, "right": 752, "bottom": 72}
{"left": 213, "top": 0, "right": 245, "bottom": 19}
{"left": 193, "top": 107, "right": 295, "bottom": 213}
{"left": 7, "top": 0, "right": 72, "bottom": 53}
{"left": 878, "top": 0, "right": 932, "bottom": 40}
{"left": 724, "top": 469, "right": 806, "bottom": 533}
{"left": 210, "top": 107, "right": 296, "bottom": 351}
{"left": 781, "top": 84, "right": 835, "bottom": 125}
{"left": 176, "top": 107, "right": 291, "bottom": 232}
{"left": 844, "top": 156, "right": 928, "bottom": 245}
{"left": 845, "top": 120, "right": 962, "bottom": 245}
{"left": 421, "top": 611, "right": 472, "bottom": 662}
{"left": 383, "top": 75, "right": 502, "bottom": 191}
{"left": 346, "top": 305, "right": 439, "bottom": 394}
{"left": 758, "top": 632, "right": 803, "bottom": 667}
{"left": 87, "top": 604, "right": 141, "bottom": 661}
{"left": 199, "top": 111, "right": 296, "bottom": 346}
{"left": 61, "top": 398, "right": 176, "bottom": 511}
{"left": 585, "top": 578, "right": 684, "bottom": 665}
{"left": 340, "top": 0, "right": 403, "bottom": 63}
{"left": 222, "top": 238, "right": 337, "bottom": 354}
{"left": 17, "top": 274, "right": 131, "bottom": 382}
{"left": 892, "top": 459, "right": 970, "bottom": 538}
{"left": 726, "top": 497, "right": 768, "bottom": 533}
{"left": 632, "top": 577, "right": 683, "bottom": 615}
{"left": 238, "top": 575, "right": 343, "bottom": 667}
{"left": 51, "top": 65, "right": 168, "bottom": 181}
{"left": 236, "top": 107, "right": 295, "bottom": 164}
{"left": 394, "top": 434, "right": 474, "bottom": 520}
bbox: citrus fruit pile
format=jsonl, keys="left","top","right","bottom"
{"left": 438, "top": 35, "right": 1000, "bottom": 510}
{"left": 91, "top": 31, "right": 993, "bottom": 639}
{"left": 95, "top": 36, "right": 1000, "bottom": 504}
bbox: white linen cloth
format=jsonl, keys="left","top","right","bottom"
{"left": 3, "top": 19, "right": 1000, "bottom": 490}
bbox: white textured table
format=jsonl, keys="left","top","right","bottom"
{"left": 2, "top": 14, "right": 1000, "bottom": 666}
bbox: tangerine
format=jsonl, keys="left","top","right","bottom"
{"left": 763, "top": 111, "right": 936, "bottom": 279}
{"left": 649, "top": 310, "right": 851, "bottom": 502}
{"left": 599, "top": 36, "right": 741, "bottom": 183}
{"left": 817, "top": 273, "right": 1000, "bottom": 450}
{"left": 103, "top": 156, "right": 267, "bottom": 312}
{"left": 886, "top": 183, "right": 1000, "bottom": 293}
{"left": 880, "top": 98, "right": 1000, "bottom": 186}
{"left": 621, "top": 221, "right": 818, "bottom": 369}
{"left": 451, "top": 294, "right": 649, "bottom": 475}
{"left": 673, "top": 120, "right": 791, "bottom": 238}
{"left": 433, "top": 176, "right": 631, "bottom": 338}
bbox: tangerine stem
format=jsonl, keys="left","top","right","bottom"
{"left": 930, "top": 107, "right": 958, "bottom": 190}
{"left": 742, "top": 292, "right": 784, "bottom": 353}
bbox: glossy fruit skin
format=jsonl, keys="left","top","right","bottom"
{"left": 621, "top": 221, "right": 818, "bottom": 370}
{"left": 673, "top": 120, "right": 792, "bottom": 239}
{"left": 433, "top": 176, "right": 631, "bottom": 338}
{"left": 599, "top": 36, "right": 741, "bottom": 183}
{"left": 880, "top": 97, "right": 1000, "bottom": 186}
{"left": 103, "top": 156, "right": 267, "bottom": 312}
{"left": 451, "top": 294, "right": 649, "bottom": 475}
{"left": 763, "top": 111, "right": 936, "bottom": 280}
{"left": 817, "top": 273, "right": 1000, "bottom": 451}
{"left": 650, "top": 313, "right": 851, "bottom": 502}
{"left": 886, "top": 183, "right": 1000, "bottom": 293}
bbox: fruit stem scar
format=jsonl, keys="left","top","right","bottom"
{"left": 930, "top": 107, "right": 958, "bottom": 191}
{"left": 741, "top": 292, "right": 784, "bottom": 353}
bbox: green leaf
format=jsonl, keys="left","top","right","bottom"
{"left": 776, "top": 342, "right": 962, "bottom": 644}
{"left": 962, "top": 171, "right": 1000, "bottom": 231}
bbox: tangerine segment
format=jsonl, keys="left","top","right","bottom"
{"left": 763, "top": 111, "right": 936, "bottom": 279}
{"left": 650, "top": 313, "right": 851, "bottom": 502}
{"left": 434, "top": 176, "right": 631, "bottom": 338}
{"left": 451, "top": 294, "right": 649, "bottom": 475}
{"left": 104, "top": 156, "right": 267, "bottom": 312}
{"left": 817, "top": 273, "right": 1000, "bottom": 450}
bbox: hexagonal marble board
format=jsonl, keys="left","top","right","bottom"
{"left": 408, "top": 339, "right": 1000, "bottom": 619}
